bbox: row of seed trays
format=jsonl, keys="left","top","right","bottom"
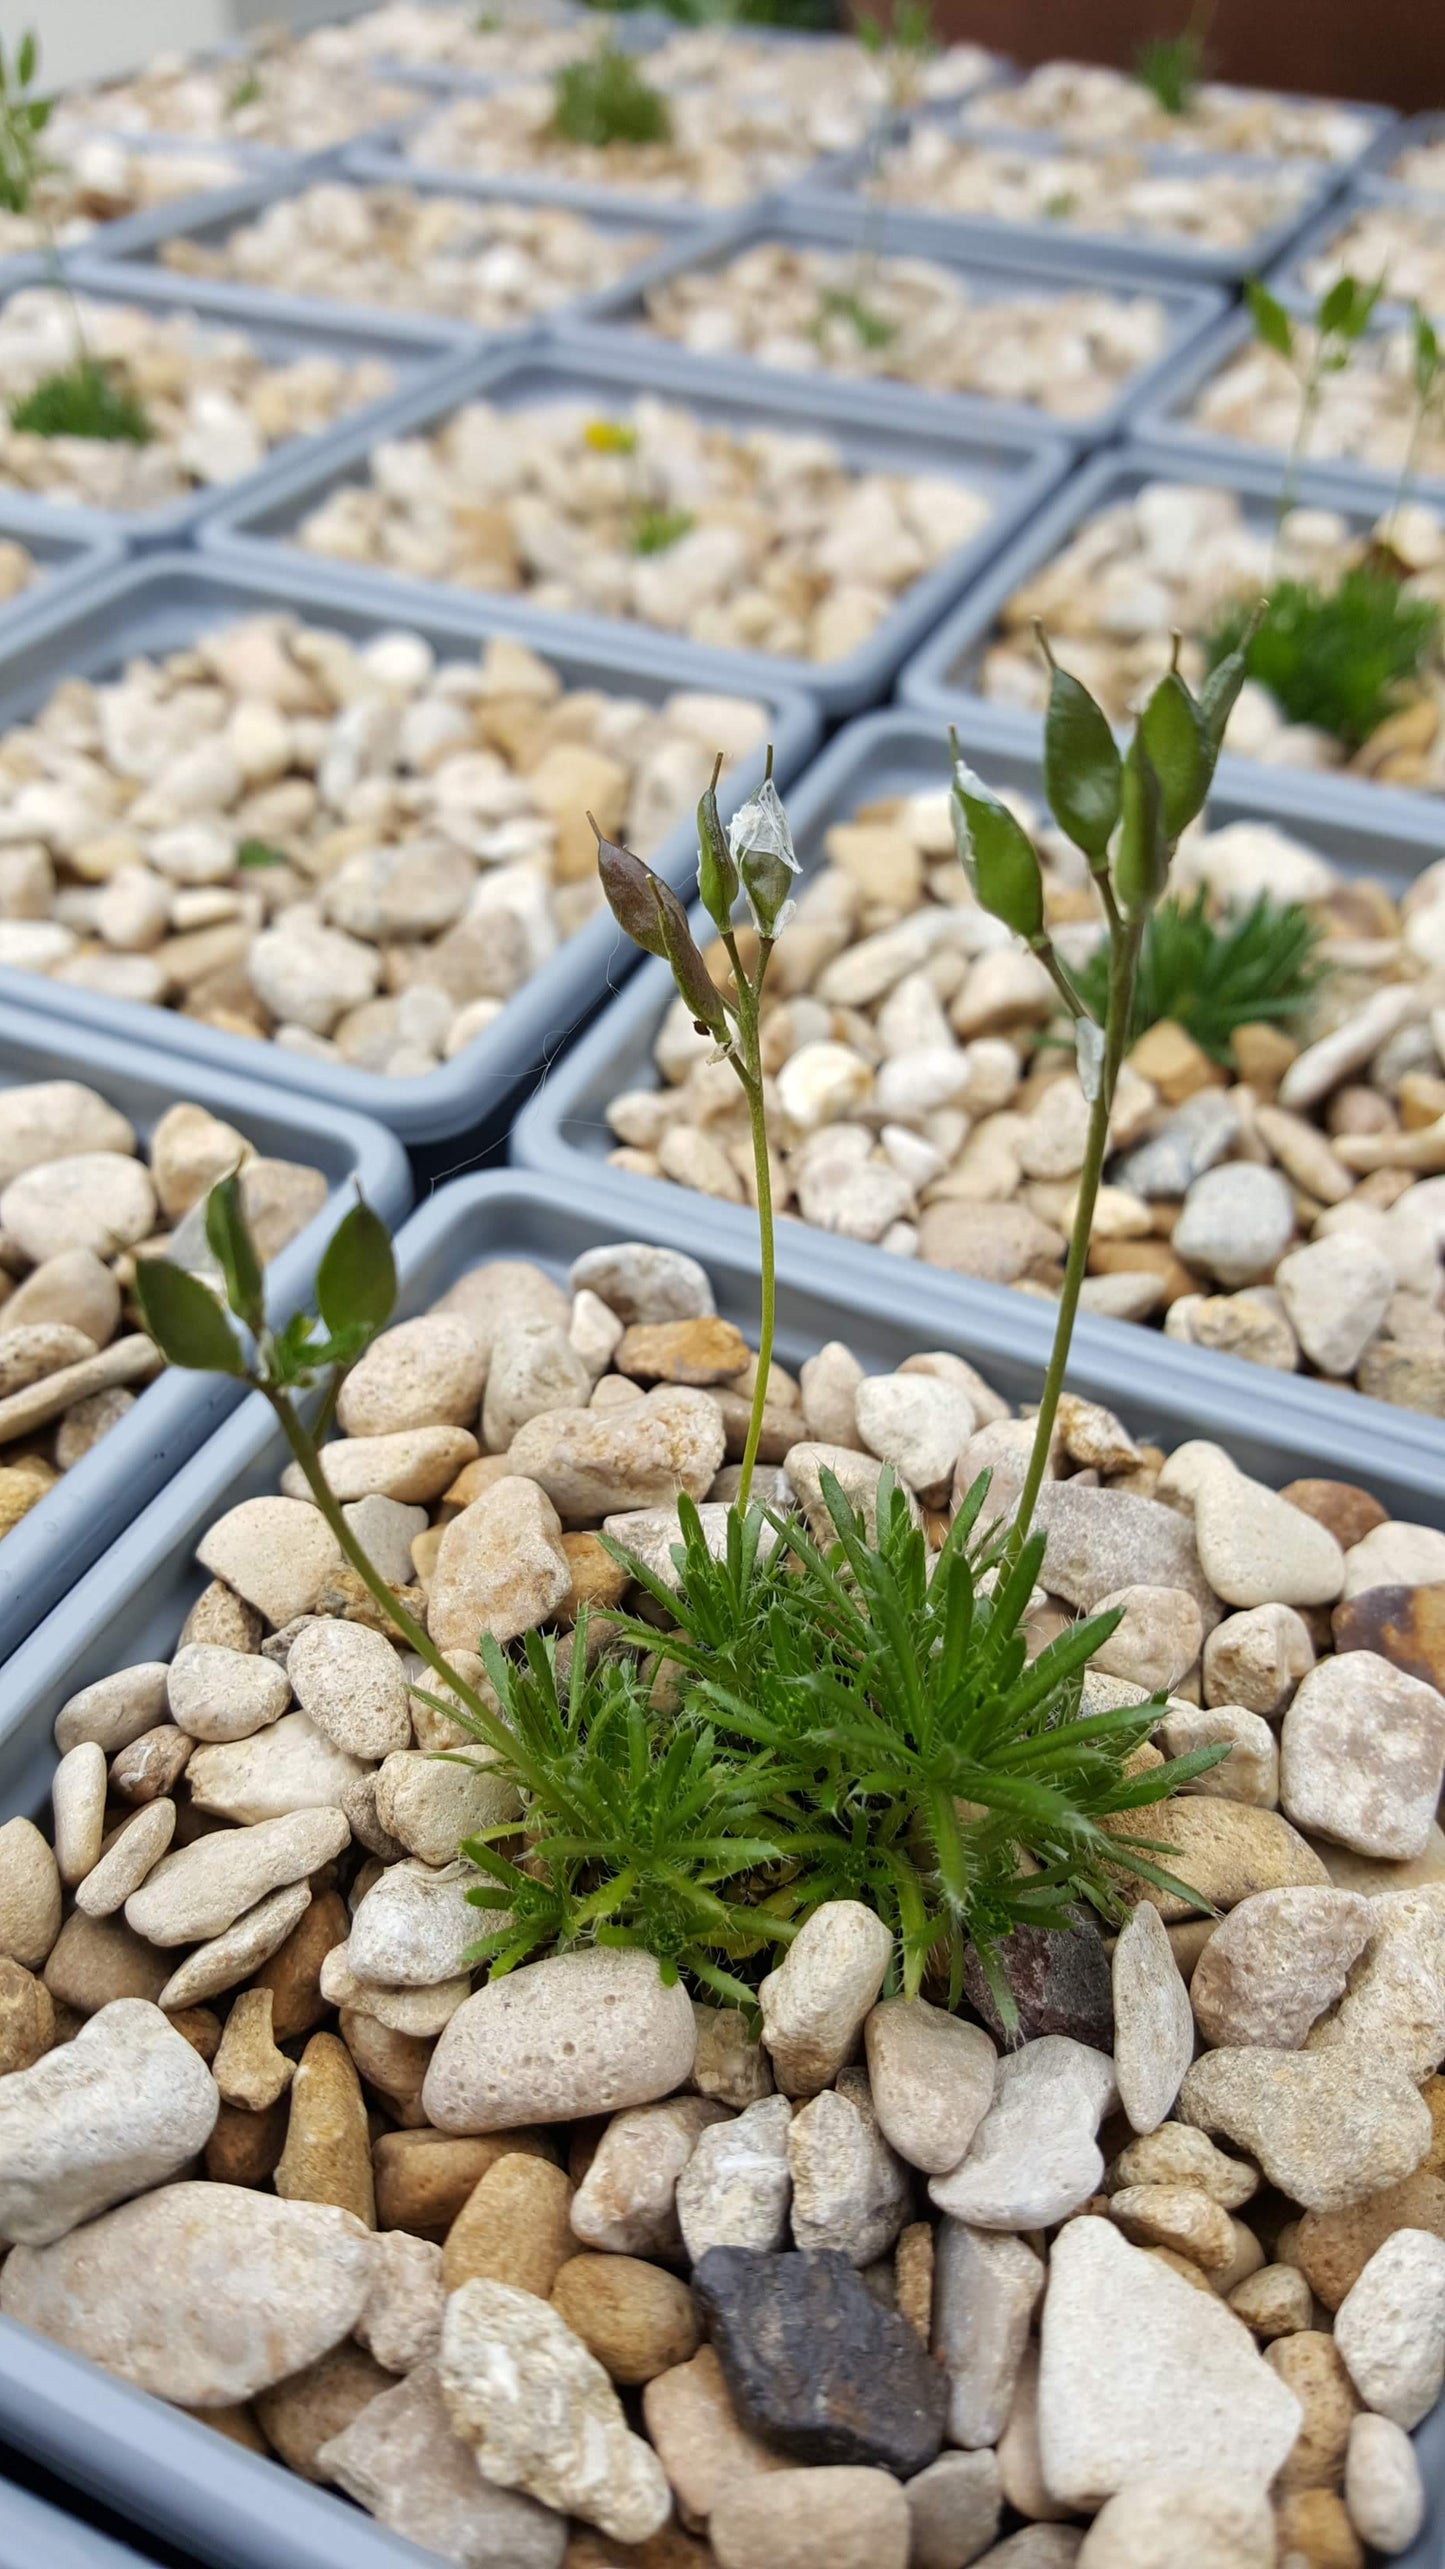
{"left": 10, "top": 625, "right": 1445, "bottom": 2569}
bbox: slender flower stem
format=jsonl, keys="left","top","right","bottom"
{"left": 261, "top": 1380, "right": 531, "bottom": 1782}
{"left": 1011, "top": 913, "right": 1142, "bottom": 1557}
{"left": 728, "top": 935, "right": 776, "bottom": 1512}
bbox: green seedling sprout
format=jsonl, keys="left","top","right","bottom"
{"left": 0, "top": 31, "right": 154, "bottom": 445}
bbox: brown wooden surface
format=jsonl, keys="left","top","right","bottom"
{"left": 930, "top": 0, "right": 1441, "bottom": 112}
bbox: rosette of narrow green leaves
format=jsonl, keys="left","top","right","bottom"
{"left": 950, "top": 751, "right": 1044, "bottom": 942}
{"left": 729, "top": 774, "right": 800, "bottom": 941}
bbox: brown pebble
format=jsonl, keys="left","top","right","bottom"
{"left": 1294, "top": 2170, "right": 1445, "bottom": 2310}
{"left": 205, "top": 2097, "right": 289, "bottom": 2186}
{"left": 179, "top": 1580, "right": 264, "bottom": 1653}
{"left": 1278, "top": 1479, "right": 1389, "bottom": 1552}
{"left": 42, "top": 1909, "right": 169, "bottom": 2013}
{"left": 373, "top": 2126, "right": 554, "bottom": 2234}
{"left": 561, "top": 1531, "right": 630, "bottom": 1618}
{"left": 564, "top": 2533, "right": 713, "bottom": 2569}
{"left": 339, "top": 2005, "right": 432, "bottom": 2109}
{"left": 108, "top": 1725, "right": 192, "bottom": 1804}
{"left": 1274, "top": 2487, "right": 1364, "bottom": 2569}
{"left": 894, "top": 2220, "right": 934, "bottom": 2343}
{"left": 1267, "top": 2331, "right": 1359, "bottom": 2490}
{"left": 178, "top": 2404, "right": 269, "bottom": 2454}
{"left": 642, "top": 2344, "right": 789, "bottom": 2532}
{"left": 1129, "top": 1019, "right": 1222, "bottom": 1104}
{"left": 274, "top": 2030, "right": 375, "bottom": 2226}
{"left": 1332, "top": 1581, "right": 1445, "bottom": 1692}
{"left": 1088, "top": 1237, "right": 1199, "bottom": 1305}
{"left": 0, "top": 1954, "right": 54, "bottom": 2073}
{"left": 254, "top": 2341, "right": 390, "bottom": 2481}
{"left": 253, "top": 1887, "right": 349, "bottom": 2040}
{"left": 552, "top": 2254, "right": 700, "bottom": 2385}
{"left": 164, "top": 2005, "right": 222, "bottom": 2063}
{"left": 1421, "top": 2074, "right": 1445, "bottom": 2178}
{"left": 442, "top": 2151, "right": 574, "bottom": 2295}
{"left": 615, "top": 1318, "right": 750, "bottom": 1385}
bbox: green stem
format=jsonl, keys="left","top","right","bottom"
{"left": 1274, "top": 359, "right": 1322, "bottom": 562}
{"left": 1010, "top": 911, "right": 1143, "bottom": 1559}
{"left": 261, "top": 1380, "right": 531, "bottom": 1783}
{"left": 728, "top": 934, "right": 776, "bottom": 1514}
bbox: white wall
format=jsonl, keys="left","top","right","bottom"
{"left": 0, "top": 0, "right": 229, "bottom": 90}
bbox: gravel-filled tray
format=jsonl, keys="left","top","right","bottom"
{"left": 0, "top": 266, "right": 468, "bottom": 548}
{"left": 49, "top": 26, "right": 423, "bottom": 160}
{"left": 558, "top": 209, "right": 1227, "bottom": 449}
{"left": 200, "top": 334, "right": 1068, "bottom": 715}
{"left": 1135, "top": 303, "right": 1445, "bottom": 508}
{"left": 0, "top": 1168, "right": 1443, "bottom": 2569}
{"left": 961, "top": 58, "right": 1388, "bottom": 166}
{"left": 792, "top": 122, "right": 1330, "bottom": 286}
{"left": 1281, "top": 194, "right": 1445, "bottom": 325}
{"left": 514, "top": 705, "right": 1445, "bottom": 1431}
{"left": 899, "top": 448, "right": 1445, "bottom": 824}
{"left": 0, "top": 1000, "right": 409, "bottom": 1658}
{"left": 111, "top": 164, "right": 678, "bottom": 340}
{"left": 0, "top": 551, "right": 815, "bottom": 1142}
{"left": 392, "top": 24, "right": 999, "bottom": 214}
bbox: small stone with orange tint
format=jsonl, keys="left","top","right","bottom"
{"left": 1274, "top": 2487, "right": 1364, "bottom": 2569}
{"left": 895, "top": 2220, "right": 934, "bottom": 2343}
{"left": 1294, "top": 2171, "right": 1445, "bottom": 2311}
{"left": 205, "top": 2096, "right": 289, "bottom": 2186}
{"left": 642, "top": 2343, "right": 789, "bottom": 2531}
{"left": 254, "top": 1886, "right": 349, "bottom": 2040}
{"left": 274, "top": 2031, "right": 375, "bottom": 2227}
{"left": 1266, "top": 2331, "right": 1359, "bottom": 2491}
{"left": 1279, "top": 1479, "right": 1390, "bottom": 1553}
{"left": 1332, "top": 1582, "right": 1445, "bottom": 1691}
{"left": 165, "top": 2005, "right": 221, "bottom": 2063}
{"left": 562, "top": 1531, "right": 630, "bottom": 1617}
{"left": 373, "top": 2127, "right": 553, "bottom": 2233}
{"left": 615, "top": 1318, "right": 750, "bottom": 1385}
{"left": 442, "top": 2150, "right": 574, "bottom": 2294}
{"left": 0, "top": 1956, "right": 53, "bottom": 2075}
{"left": 254, "top": 2340, "right": 391, "bottom": 2481}
{"left": 553, "top": 2253, "right": 701, "bottom": 2384}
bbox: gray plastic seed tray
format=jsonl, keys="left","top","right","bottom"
{"left": 512, "top": 702, "right": 1445, "bottom": 1481}
{"left": 1263, "top": 184, "right": 1445, "bottom": 319}
{"left": 1128, "top": 299, "right": 1445, "bottom": 513}
{"left": 199, "top": 330, "right": 1070, "bottom": 718}
{"left": 347, "top": 111, "right": 784, "bottom": 234}
{"left": 0, "top": 995, "right": 410, "bottom": 1662}
{"left": 0, "top": 550, "right": 818, "bottom": 1148}
{"left": 552, "top": 202, "right": 1229, "bottom": 451}
{"left": 0, "top": 259, "right": 474, "bottom": 553}
{"left": 95, "top": 150, "right": 713, "bottom": 350}
{"left": 785, "top": 118, "right": 1346, "bottom": 289}
{"left": 0, "top": 509, "right": 122, "bottom": 638}
{"left": 0, "top": 1164, "right": 1442, "bottom": 2566}
{"left": 957, "top": 65, "right": 1394, "bottom": 174}
{"left": 1357, "top": 109, "right": 1445, "bottom": 199}
{"left": 900, "top": 438, "right": 1445, "bottom": 855}
{"left": 0, "top": 136, "right": 321, "bottom": 305}
{"left": 0, "top": 2468, "right": 168, "bottom": 2569}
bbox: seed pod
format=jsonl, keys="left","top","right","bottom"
{"left": 594, "top": 821, "right": 669, "bottom": 961}
{"left": 1111, "top": 732, "right": 1170, "bottom": 920}
{"left": 1040, "top": 650, "right": 1122, "bottom": 866}
{"left": 729, "top": 775, "right": 800, "bottom": 940}
{"left": 1138, "top": 668, "right": 1211, "bottom": 843}
{"left": 951, "top": 757, "right": 1044, "bottom": 942}
{"left": 651, "top": 874, "right": 730, "bottom": 1041}
{"left": 696, "top": 757, "right": 740, "bottom": 933}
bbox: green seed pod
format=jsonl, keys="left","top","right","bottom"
{"left": 1111, "top": 732, "right": 1169, "bottom": 920}
{"left": 951, "top": 757, "right": 1044, "bottom": 942}
{"left": 650, "top": 874, "right": 730, "bottom": 1041}
{"left": 1041, "top": 651, "right": 1122, "bottom": 866}
{"left": 1138, "top": 668, "right": 1211, "bottom": 843}
{"left": 696, "top": 759, "right": 739, "bottom": 933}
{"left": 730, "top": 776, "right": 800, "bottom": 940}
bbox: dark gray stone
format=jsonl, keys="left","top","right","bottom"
{"left": 693, "top": 2246, "right": 947, "bottom": 2477}
{"left": 961, "top": 1912, "right": 1114, "bottom": 2051}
